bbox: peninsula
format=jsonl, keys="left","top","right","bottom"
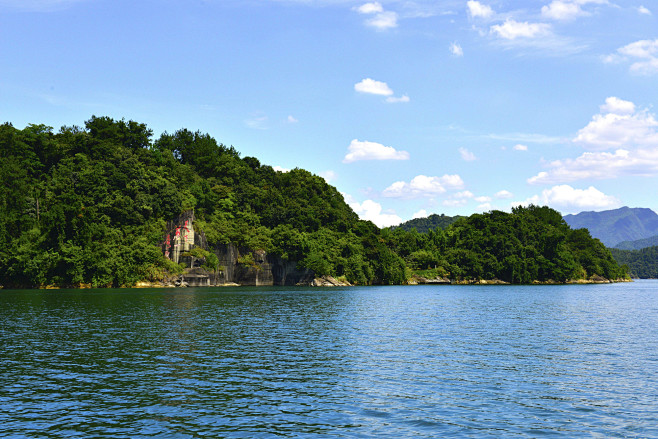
{"left": 0, "top": 117, "right": 628, "bottom": 288}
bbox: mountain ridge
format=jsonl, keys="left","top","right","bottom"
{"left": 563, "top": 206, "right": 658, "bottom": 247}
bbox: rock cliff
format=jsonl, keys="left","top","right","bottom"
{"left": 160, "top": 211, "right": 314, "bottom": 286}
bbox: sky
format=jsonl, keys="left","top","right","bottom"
{"left": 1, "top": 0, "right": 657, "bottom": 227}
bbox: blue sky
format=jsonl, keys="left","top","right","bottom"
{"left": 2, "top": 0, "right": 657, "bottom": 226}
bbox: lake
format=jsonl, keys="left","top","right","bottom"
{"left": 1, "top": 281, "right": 657, "bottom": 438}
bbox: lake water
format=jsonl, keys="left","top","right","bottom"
{"left": 1, "top": 281, "right": 657, "bottom": 438}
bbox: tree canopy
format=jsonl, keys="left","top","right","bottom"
{"left": 0, "top": 117, "right": 627, "bottom": 288}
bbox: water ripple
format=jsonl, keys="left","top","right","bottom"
{"left": 1, "top": 283, "right": 658, "bottom": 437}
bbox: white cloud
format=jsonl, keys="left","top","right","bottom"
{"left": 528, "top": 148, "right": 658, "bottom": 184}
{"left": 541, "top": 0, "right": 609, "bottom": 21}
{"left": 343, "top": 194, "right": 402, "bottom": 228}
{"left": 287, "top": 115, "right": 299, "bottom": 123}
{"left": 413, "top": 209, "right": 428, "bottom": 219}
{"left": 522, "top": 185, "right": 620, "bottom": 213}
{"left": 459, "top": 147, "right": 477, "bottom": 161}
{"left": 273, "top": 165, "right": 290, "bottom": 173}
{"left": 528, "top": 98, "right": 658, "bottom": 184}
{"left": 366, "top": 10, "right": 398, "bottom": 30}
{"left": 355, "top": 2, "right": 383, "bottom": 14}
{"left": 355, "top": 2, "right": 398, "bottom": 30}
{"left": 477, "top": 202, "right": 493, "bottom": 211}
{"left": 467, "top": 0, "right": 493, "bottom": 19}
{"left": 449, "top": 42, "right": 464, "bottom": 57}
{"left": 355, "top": 78, "right": 409, "bottom": 103}
{"left": 638, "top": 5, "right": 651, "bottom": 15}
{"left": 514, "top": 144, "right": 528, "bottom": 151}
{"left": 573, "top": 98, "right": 658, "bottom": 150}
{"left": 475, "top": 196, "right": 491, "bottom": 203}
{"left": 495, "top": 190, "right": 513, "bottom": 199}
{"left": 386, "top": 95, "right": 410, "bottom": 103}
{"left": 606, "top": 39, "right": 658, "bottom": 75}
{"left": 455, "top": 190, "right": 474, "bottom": 199}
{"left": 343, "top": 139, "right": 410, "bottom": 163}
{"left": 354, "top": 78, "right": 393, "bottom": 96}
{"left": 319, "top": 170, "right": 336, "bottom": 182}
{"left": 383, "top": 174, "right": 464, "bottom": 198}
{"left": 599, "top": 96, "right": 635, "bottom": 115}
{"left": 491, "top": 19, "right": 551, "bottom": 40}
{"left": 541, "top": 0, "right": 583, "bottom": 21}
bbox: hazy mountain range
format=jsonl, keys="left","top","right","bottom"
{"left": 563, "top": 207, "right": 658, "bottom": 248}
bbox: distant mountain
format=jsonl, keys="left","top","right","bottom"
{"left": 563, "top": 207, "right": 658, "bottom": 247}
{"left": 614, "top": 234, "right": 658, "bottom": 250}
{"left": 392, "top": 213, "right": 464, "bottom": 233}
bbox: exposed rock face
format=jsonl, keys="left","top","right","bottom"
{"left": 300, "top": 276, "right": 352, "bottom": 287}
{"left": 161, "top": 211, "right": 314, "bottom": 286}
{"left": 411, "top": 275, "right": 451, "bottom": 285}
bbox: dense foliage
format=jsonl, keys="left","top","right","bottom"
{"left": 391, "top": 213, "right": 464, "bottom": 233}
{"left": 609, "top": 246, "right": 658, "bottom": 278}
{"left": 384, "top": 206, "right": 626, "bottom": 283}
{"left": 0, "top": 117, "right": 627, "bottom": 288}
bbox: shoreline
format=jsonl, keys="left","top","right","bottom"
{"left": 2, "top": 276, "right": 634, "bottom": 290}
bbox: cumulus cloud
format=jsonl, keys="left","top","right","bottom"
{"left": 599, "top": 96, "right": 635, "bottom": 115}
{"left": 343, "top": 194, "right": 402, "bottom": 228}
{"left": 606, "top": 39, "right": 658, "bottom": 75}
{"left": 491, "top": 19, "right": 551, "bottom": 40}
{"left": 273, "top": 165, "right": 290, "bottom": 173}
{"left": 528, "top": 98, "right": 658, "bottom": 184}
{"left": 527, "top": 148, "right": 658, "bottom": 184}
{"left": 638, "top": 5, "right": 651, "bottom": 15}
{"left": 355, "top": 78, "right": 409, "bottom": 103}
{"left": 355, "top": 2, "right": 383, "bottom": 14}
{"left": 459, "top": 147, "right": 477, "bottom": 161}
{"left": 541, "top": 0, "right": 582, "bottom": 20}
{"left": 355, "top": 2, "right": 398, "bottom": 30}
{"left": 450, "top": 42, "right": 464, "bottom": 57}
{"left": 343, "top": 139, "right": 410, "bottom": 163}
{"left": 442, "top": 190, "right": 474, "bottom": 206}
{"left": 366, "top": 11, "right": 398, "bottom": 30}
{"left": 354, "top": 78, "right": 393, "bottom": 96}
{"left": 455, "top": 190, "right": 474, "bottom": 199}
{"left": 573, "top": 97, "right": 658, "bottom": 150}
{"left": 383, "top": 174, "right": 465, "bottom": 198}
{"left": 495, "top": 190, "right": 513, "bottom": 199}
{"left": 475, "top": 196, "right": 491, "bottom": 203}
{"left": 413, "top": 209, "right": 428, "bottom": 219}
{"left": 467, "top": 0, "right": 494, "bottom": 19}
{"left": 514, "top": 144, "right": 528, "bottom": 151}
{"left": 521, "top": 185, "right": 620, "bottom": 213}
{"left": 286, "top": 115, "right": 298, "bottom": 123}
{"left": 541, "top": 0, "right": 609, "bottom": 21}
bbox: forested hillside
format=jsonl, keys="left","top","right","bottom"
{"left": 391, "top": 213, "right": 464, "bottom": 233}
{"left": 610, "top": 246, "right": 658, "bottom": 278}
{"left": 614, "top": 235, "right": 658, "bottom": 250}
{"left": 0, "top": 117, "right": 627, "bottom": 288}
